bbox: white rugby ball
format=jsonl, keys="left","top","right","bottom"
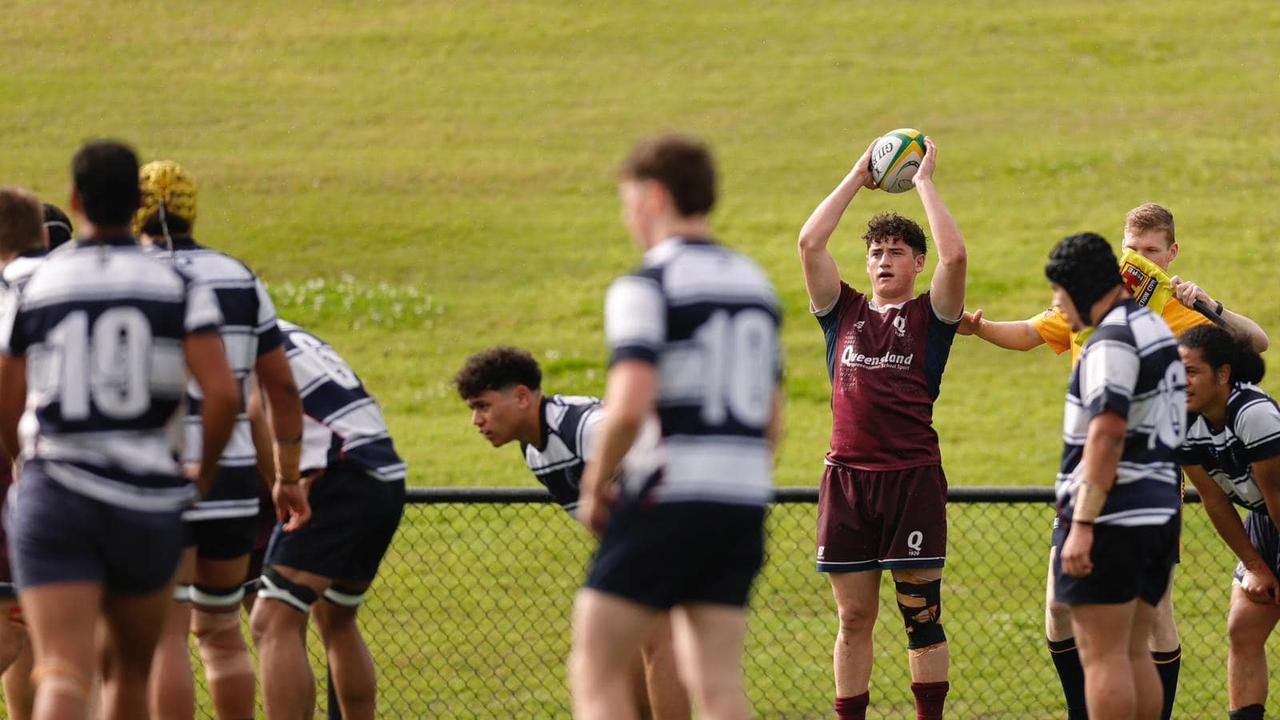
{"left": 869, "top": 128, "right": 926, "bottom": 193}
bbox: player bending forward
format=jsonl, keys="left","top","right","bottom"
{"left": 1047, "top": 232, "right": 1185, "bottom": 720}
{"left": 455, "top": 346, "right": 690, "bottom": 720}
{"left": 1175, "top": 326, "right": 1280, "bottom": 720}
{"left": 250, "top": 319, "right": 406, "bottom": 720}
{"left": 798, "top": 136, "right": 965, "bottom": 720}
{"left": 571, "top": 135, "right": 783, "bottom": 720}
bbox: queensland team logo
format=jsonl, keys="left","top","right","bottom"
{"left": 892, "top": 315, "right": 907, "bottom": 336}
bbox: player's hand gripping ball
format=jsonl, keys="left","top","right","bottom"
{"left": 869, "top": 128, "right": 926, "bottom": 193}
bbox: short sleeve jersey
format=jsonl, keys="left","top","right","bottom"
{"left": 1175, "top": 383, "right": 1280, "bottom": 511}
{"left": 160, "top": 239, "right": 284, "bottom": 469}
{"left": 604, "top": 237, "right": 781, "bottom": 507}
{"left": 1056, "top": 300, "right": 1186, "bottom": 526}
{"left": 280, "top": 320, "right": 406, "bottom": 482}
{"left": 1030, "top": 300, "right": 1210, "bottom": 365}
{"left": 816, "top": 282, "right": 958, "bottom": 470}
{"left": 0, "top": 237, "right": 223, "bottom": 512}
{"left": 522, "top": 394, "right": 603, "bottom": 513}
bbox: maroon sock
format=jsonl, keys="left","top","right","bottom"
{"left": 911, "top": 681, "right": 949, "bottom": 720}
{"left": 834, "top": 692, "right": 870, "bottom": 720}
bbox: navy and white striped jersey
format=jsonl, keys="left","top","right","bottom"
{"left": 1, "top": 250, "right": 45, "bottom": 292}
{"left": 0, "top": 237, "right": 223, "bottom": 512}
{"left": 159, "top": 239, "right": 284, "bottom": 473}
{"left": 1176, "top": 383, "right": 1280, "bottom": 511}
{"left": 605, "top": 236, "right": 781, "bottom": 507}
{"left": 1057, "top": 300, "right": 1186, "bottom": 526}
{"left": 280, "top": 320, "right": 406, "bottom": 482}
{"left": 523, "top": 395, "right": 602, "bottom": 513}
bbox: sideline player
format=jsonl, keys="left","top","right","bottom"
{"left": 959, "top": 204, "right": 1269, "bottom": 719}
{"left": 1046, "top": 232, "right": 1185, "bottom": 720}
{"left": 134, "top": 160, "right": 307, "bottom": 720}
{"left": 0, "top": 186, "right": 47, "bottom": 720}
{"left": 249, "top": 319, "right": 406, "bottom": 720}
{"left": 41, "top": 204, "right": 74, "bottom": 252}
{"left": 455, "top": 346, "right": 690, "bottom": 720}
{"left": 797, "top": 136, "right": 965, "bottom": 720}
{"left": 571, "top": 135, "right": 783, "bottom": 720}
{"left": 1174, "top": 326, "right": 1280, "bottom": 720}
{"left": 0, "top": 140, "right": 240, "bottom": 719}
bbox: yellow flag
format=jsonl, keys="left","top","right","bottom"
{"left": 1072, "top": 250, "right": 1174, "bottom": 348}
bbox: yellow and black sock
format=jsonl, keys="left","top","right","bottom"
{"left": 1048, "top": 637, "right": 1088, "bottom": 720}
{"left": 1151, "top": 646, "right": 1181, "bottom": 720}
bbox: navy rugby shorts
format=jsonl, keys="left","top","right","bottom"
{"left": 585, "top": 501, "right": 765, "bottom": 610}
{"left": 265, "top": 466, "right": 404, "bottom": 584}
{"left": 10, "top": 460, "right": 185, "bottom": 595}
{"left": 1053, "top": 516, "right": 1178, "bottom": 606}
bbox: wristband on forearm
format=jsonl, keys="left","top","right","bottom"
{"left": 1073, "top": 481, "right": 1108, "bottom": 524}
{"left": 275, "top": 435, "right": 302, "bottom": 485}
{"left": 1214, "top": 300, "right": 1224, "bottom": 316}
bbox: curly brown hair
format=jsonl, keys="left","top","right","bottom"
{"left": 454, "top": 347, "right": 542, "bottom": 400}
{"left": 863, "top": 212, "right": 927, "bottom": 255}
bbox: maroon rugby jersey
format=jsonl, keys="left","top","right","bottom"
{"left": 817, "top": 282, "right": 958, "bottom": 470}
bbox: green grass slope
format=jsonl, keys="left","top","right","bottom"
{"left": 5, "top": 1, "right": 1279, "bottom": 491}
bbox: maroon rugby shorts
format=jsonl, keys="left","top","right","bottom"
{"left": 817, "top": 463, "right": 947, "bottom": 572}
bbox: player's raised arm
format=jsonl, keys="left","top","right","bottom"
{"left": 914, "top": 137, "right": 966, "bottom": 322}
{"left": 798, "top": 140, "right": 877, "bottom": 311}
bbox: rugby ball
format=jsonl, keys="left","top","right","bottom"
{"left": 870, "top": 128, "right": 926, "bottom": 193}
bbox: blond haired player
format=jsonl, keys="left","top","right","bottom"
{"left": 959, "top": 203, "right": 1269, "bottom": 719}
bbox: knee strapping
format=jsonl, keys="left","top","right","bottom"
{"left": 31, "top": 659, "right": 90, "bottom": 701}
{"left": 258, "top": 569, "right": 319, "bottom": 614}
{"left": 895, "top": 578, "right": 946, "bottom": 650}
{"left": 324, "top": 585, "right": 366, "bottom": 609}
{"left": 191, "top": 583, "right": 246, "bottom": 609}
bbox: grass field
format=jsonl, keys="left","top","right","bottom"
{"left": 5, "top": 1, "right": 1280, "bottom": 716}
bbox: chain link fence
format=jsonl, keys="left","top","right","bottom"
{"left": 167, "top": 487, "right": 1274, "bottom": 717}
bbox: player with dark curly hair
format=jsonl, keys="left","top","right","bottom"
{"left": 455, "top": 346, "right": 690, "bottom": 720}
{"left": 1175, "top": 326, "right": 1278, "bottom": 720}
{"left": 797, "top": 135, "right": 967, "bottom": 720}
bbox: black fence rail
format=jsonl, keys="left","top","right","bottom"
{"left": 175, "top": 486, "right": 1269, "bottom": 719}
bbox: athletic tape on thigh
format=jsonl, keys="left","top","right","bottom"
{"left": 895, "top": 578, "right": 946, "bottom": 650}
{"left": 323, "top": 586, "right": 366, "bottom": 608}
{"left": 173, "top": 584, "right": 193, "bottom": 603}
{"left": 31, "top": 659, "right": 90, "bottom": 700}
{"left": 191, "top": 584, "right": 246, "bottom": 609}
{"left": 258, "top": 569, "right": 318, "bottom": 613}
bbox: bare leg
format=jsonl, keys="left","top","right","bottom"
{"left": 192, "top": 555, "right": 255, "bottom": 720}
{"left": 1072, "top": 601, "right": 1140, "bottom": 720}
{"left": 1146, "top": 566, "right": 1180, "bottom": 652}
{"left": 101, "top": 584, "right": 176, "bottom": 720}
{"left": 3, "top": 627, "right": 35, "bottom": 720}
{"left": 21, "top": 582, "right": 102, "bottom": 720}
{"left": 312, "top": 589, "right": 375, "bottom": 720}
{"left": 1227, "top": 584, "right": 1280, "bottom": 710}
{"left": 639, "top": 614, "right": 689, "bottom": 720}
{"left": 570, "top": 589, "right": 662, "bottom": 720}
{"left": 1044, "top": 549, "right": 1074, "bottom": 641}
{"left": 149, "top": 547, "right": 196, "bottom": 720}
{"left": 250, "top": 565, "right": 328, "bottom": 720}
{"left": 669, "top": 603, "right": 750, "bottom": 720}
{"left": 828, "top": 570, "right": 881, "bottom": 697}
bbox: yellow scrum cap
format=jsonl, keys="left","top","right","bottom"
{"left": 135, "top": 160, "right": 197, "bottom": 235}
